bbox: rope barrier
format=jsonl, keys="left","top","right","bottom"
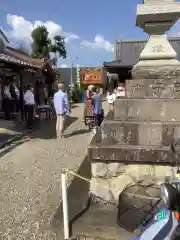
{"left": 61, "top": 167, "right": 161, "bottom": 239}
{"left": 62, "top": 168, "right": 160, "bottom": 200}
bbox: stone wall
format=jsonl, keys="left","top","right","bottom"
{"left": 90, "top": 161, "right": 175, "bottom": 202}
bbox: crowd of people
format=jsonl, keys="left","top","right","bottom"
{"left": 23, "top": 81, "right": 50, "bottom": 129}
{"left": 53, "top": 81, "right": 125, "bottom": 139}
{"left": 83, "top": 84, "right": 104, "bottom": 132}
{"left": 1, "top": 80, "right": 20, "bottom": 120}
{"left": 1, "top": 78, "right": 125, "bottom": 137}
{"left": 53, "top": 82, "right": 105, "bottom": 138}
{"left": 0, "top": 79, "right": 49, "bottom": 128}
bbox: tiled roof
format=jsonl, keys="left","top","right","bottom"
{"left": 0, "top": 53, "right": 38, "bottom": 67}
{"left": 0, "top": 46, "right": 57, "bottom": 75}
{"left": 4, "top": 47, "right": 45, "bottom": 68}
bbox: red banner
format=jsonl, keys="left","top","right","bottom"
{"left": 81, "top": 68, "right": 102, "bottom": 84}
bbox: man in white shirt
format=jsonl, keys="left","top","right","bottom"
{"left": 24, "top": 85, "right": 35, "bottom": 128}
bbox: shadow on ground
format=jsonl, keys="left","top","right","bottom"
{"left": 65, "top": 129, "right": 90, "bottom": 138}
{"left": 71, "top": 105, "right": 79, "bottom": 109}
{"left": 0, "top": 115, "right": 78, "bottom": 145}
{"left": 30, "top": 115, "right": 78, "bottom": 139}
{"left": 51, "top": 155, "right": 91, "bottom": 238}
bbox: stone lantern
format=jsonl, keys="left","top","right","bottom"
{"left": 132, "top": 0, "right": 180, "bottom": 78}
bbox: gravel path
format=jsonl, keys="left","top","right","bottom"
{"left": 0, "top": 103, "right": 108, "bottom": 239}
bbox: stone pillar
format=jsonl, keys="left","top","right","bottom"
{"left": 132, "top": 0, "right": 180, "bottom": 78}
{"left": 89, "top": 0, "right": 180, "bottom": 204}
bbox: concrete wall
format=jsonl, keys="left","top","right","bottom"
{"left": 56, "top": 68, "right": 77, "bottom": 87}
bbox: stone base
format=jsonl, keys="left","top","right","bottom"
{"left": 132, "top": 59, "right": 180, "bottom": 79}
{"left": 88, "top": 111, "right": 180, "bottom": 164}
{"left": 114, "top": 98, "right": 180, "bottom": 121}
{"left": 100, "top": 120, "right": 180, "bottom": 147}
{"left": 90, "top": 164, "right": 175, "bottom": 201}
{"left": 126, "top": 78, "right": 180, "bottom": 98}
{"left": 89, "top": 144, "right": 176, "bottom": 164}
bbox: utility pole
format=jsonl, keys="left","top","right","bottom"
{"left": 76, "top": 64, "right": 80, "bottom": 88}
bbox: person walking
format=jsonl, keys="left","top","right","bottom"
{"left": 92, "top": 87, "right": 102, "bottom": 134}
{"left": 53, "top": 82, "right": 70, "bottom": 138}
{"left": 24, "top": 85, "right": 35, "bottom": 129}
{"left": 84, "top": 85, "right": 94, "bottom": 128}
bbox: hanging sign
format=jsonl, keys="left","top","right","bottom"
{"left": 81, "top": 67, "right": 102, "bottom": 84}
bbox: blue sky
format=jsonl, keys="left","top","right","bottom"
{"left": 0, "top": 0, "right": 180, "bottom": 67}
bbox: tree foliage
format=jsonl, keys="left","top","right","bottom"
{"left": 50, "top": 35, "right": 66, "bottom": 67}
{"left": 31, "top": 26, "right": 51, "bottom": 59}
{"left": 31, "top": 26, "right": 66, "bottom": 65}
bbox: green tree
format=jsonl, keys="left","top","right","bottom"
{"left": 50, "top": 35, "right": 66, "bottom": 67}
{"left": 31, "top": 26, "right": 67, "bottom": 66}
{"left": 31, "top": 26, "right": 51, "bottom": 59}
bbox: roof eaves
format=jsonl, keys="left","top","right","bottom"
{"left": 0, "top": 29, "right": 9, "bottom": 45}
{"left": 0, "top": 53, "right": 38, "bottom": 68}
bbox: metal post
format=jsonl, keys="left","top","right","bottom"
{"left": 61, "top": 169, "right": 69, "bottom": 240}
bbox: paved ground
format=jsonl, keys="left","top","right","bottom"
{"left": 0, "top": 103, "right": 108, "bottom": 239}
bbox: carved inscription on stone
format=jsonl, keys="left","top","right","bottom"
{"left": 91, "top": 148, "right": 138, "bottom": 162}
{"left": 138, "top": 4, "right": 180, "bottom": 15}
{"left": 132, "top": 83, "right": 145, "bottom": 97}
{"left": 151, "top": 44, "right": 164, "bottom": 52}
{"left": 90, "top": 147, "right": 173, "bottom": 164}
{"left": 150, "top": 80, "right": 165, "bottom": 97}
{"left": 102, "top": 124, "right": 124, "bottom": 144}
{"left": 128, "top": 106, "right": 137, "bottom": 120}
{"left": 173, "top": 80, "right": 180, "bottom": 96}
{"left": 139, "top": 124, "right": 162, "bottom": 145}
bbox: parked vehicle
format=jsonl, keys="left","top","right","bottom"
{"left": 138, "top": 139, "right": 180, "bottom": 240}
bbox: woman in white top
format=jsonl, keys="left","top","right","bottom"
{"left": 106, "top": 88, "right": 116, "bottom": 112}
{"left": 114, "top": 83, "right": 125, "bottom": 98}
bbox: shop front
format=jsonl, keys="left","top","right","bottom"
{"left": 0, "top": 47, "right": 58, "bottom": 120}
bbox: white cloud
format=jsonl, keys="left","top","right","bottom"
{"left": 81, "top": 35, "right": 114, "bottom": 52}
{"left": 59, "top": 64, "right": 69, "bottom": 68}
{"left": 167, "top": 18, "right": 180, "bottom": 36}
{"left": 6, "top": 14, "right": 80, "bottom": 44}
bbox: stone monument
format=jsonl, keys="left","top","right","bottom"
{"left": 133, "top": 0, "right": 180, "bottom": 78}
{"left": 89, "top": 0, "right": 180, "bottom": 205}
